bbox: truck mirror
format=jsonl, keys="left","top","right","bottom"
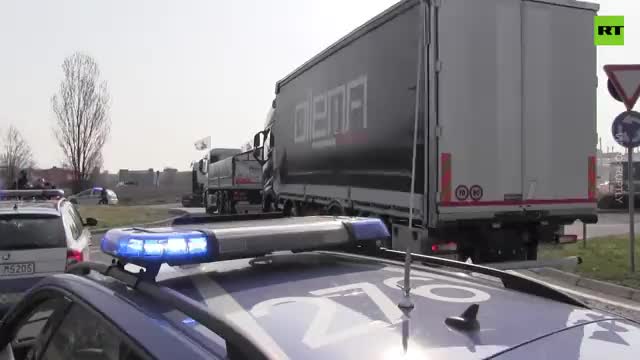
{"left": 253, "top": 132, "right": 263, "bottom": 148}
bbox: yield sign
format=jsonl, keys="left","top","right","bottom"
{"left": 604, "top": 64, "right": 640, "bottom": 110}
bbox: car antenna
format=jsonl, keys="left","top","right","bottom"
{"left": 398, "top": 0, "right": 428, "bottom": 313}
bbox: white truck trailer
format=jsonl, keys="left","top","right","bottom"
{"left": 204, "top": 149, "right": 263, "bottom": 214}
{"left": 253, "top": 0, "right": 599, "bottom": 262}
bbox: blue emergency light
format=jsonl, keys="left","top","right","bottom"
{"left": 100, "top": 217, "right": 390, "bottom": 267}
{"left": 101, "top": 229, "right": 213, "bottom": 265}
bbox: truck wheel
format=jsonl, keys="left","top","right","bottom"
{"left": 283, "top": 201, "right": 300, "bottom": 217}
{"left": 262, "top": 196, "right": 273, "bottom": 213}
{"left": 204, "top": 192, "right": 215, "bottom": 214}
{"left": 228, "top": 195, "right": 237, "bottom": 214}
{"left": 218, "top": 192, "right": 227, "bottom": 215}
{"left": 526, "top": 242, "right": 538, "bottom": 260}
{"left": 327, "top": 202, "right": 345, "bottom": 216}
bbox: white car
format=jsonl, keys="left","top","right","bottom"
{"left": 0, "top": 190, "right": 96, "bottom": 315}
{"left": 69, "top": 187, "right": 118, "bottom": 205}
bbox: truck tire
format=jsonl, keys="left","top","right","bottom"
{"left": 283, "top": 201, "right": 301, "bottom": 217}
{"left": 218, "top": 191, "right": 227, "bottom": 215}
{"left": 228, "top": 192, "right": 237, "bottom": 214}
{"left": 326, "top": 202, "right": 345, "bottom": 216}
{"left": 204, "top": 191, "right": 216, "bottom": 214}
{"left": 262, "top": 196, "right": 273, "bottom": 213}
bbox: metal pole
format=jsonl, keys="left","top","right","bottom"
{"left": 583, "top": 222, "right": 587, "bottom": 248}
{"left": 629, "top": 147, "right": 636, "bottom": 272}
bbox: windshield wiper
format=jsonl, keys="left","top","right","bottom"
{"left": 380, "top": 248, "right": 587, "bottom": 308}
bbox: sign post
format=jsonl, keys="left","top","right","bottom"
{"left": 606, "top": 64, "right": 640, "bottom": 272}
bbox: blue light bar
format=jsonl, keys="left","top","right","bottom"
{"left": 101, "top": 228, "right": 214, "bottom": 265}
{"left": 100, "top": 217, "right": 389, "bottom": 270}
{"left": 347, "top": 218, "right": 391, "bottom": 241}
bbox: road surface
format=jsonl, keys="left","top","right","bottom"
{"left": 565, "top": 212, "right": 640, "bottom": 239}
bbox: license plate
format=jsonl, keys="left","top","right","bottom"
{"left": 0, "top": 262, "right": 35, "bottom": 276}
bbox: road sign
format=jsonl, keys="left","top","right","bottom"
{"left": 455, "top": 185, "right": 469, "bottom": 201}
{"left": 611, "top": 111, "right": 640, "bottom": 148}
{"left": 469, "top": 185, "right": 483, "bottom": 201}
{"left": 604, "top": 65, "right": 640, "bottom": 110}
{"left": 608, "top": 79, "right": 623, "bottom": 102}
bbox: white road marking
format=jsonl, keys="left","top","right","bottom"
{"left": 512, "top": 271, "right": 640, "bottom": 312}
{"left": 192, "top": 274, "right": 290, "bottom": 360}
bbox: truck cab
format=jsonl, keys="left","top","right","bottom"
{"left": 253, "top": 104, "right": 277, "bottom": 212}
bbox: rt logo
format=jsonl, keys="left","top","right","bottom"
{"left": 594, "top": 16, "right": 624, "bottom": 46}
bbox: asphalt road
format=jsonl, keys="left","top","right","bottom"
{"left": 565, "top": 212, "right": 640, "bottom": 239}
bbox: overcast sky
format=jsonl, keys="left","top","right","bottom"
{"left": 0, "top": 0, "right": 637, "bottom": 172}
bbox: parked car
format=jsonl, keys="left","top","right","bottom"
{"left": 68, "top": 187, "right": 118, "bottom": 205}
{"left": 0, "top": 189, "right": 96, "bottom": 315}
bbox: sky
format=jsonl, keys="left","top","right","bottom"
{"left": 0, "top": 0, "right": 637, "bottom": 173}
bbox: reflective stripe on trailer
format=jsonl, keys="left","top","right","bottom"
{"left": 439, "top": 198, "right": 596, "bottom": 207}
{"left": 588, "top": 155, "right": 596, "bottom": 200}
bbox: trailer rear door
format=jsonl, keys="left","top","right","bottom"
{"left": 436, "top": 0, "right": 524, "bottom": 219}
{"left": 435, "top": 0, "right": 597, "bottom": 221}
{"left": 521, "top": 0, "right": 597, "bottom": 212}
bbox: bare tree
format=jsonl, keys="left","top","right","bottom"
{"left": 241, "top": 141, "right": 253, "bottom": 152}
{"left": 0, "top": 125, "right": 34, "bottom": 188}
{"left": 52, "top": 52, "right": 111, "bottom": 192}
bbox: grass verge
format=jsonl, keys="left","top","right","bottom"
{"left": 76, "top": 205, "right": 175, "bottom": 229}
{"left": 540, "top": 235, "right": 640, "bottom": 289}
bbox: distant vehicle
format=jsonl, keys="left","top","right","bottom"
{"left": 183, "top": 156, "right": 209, "bottom": 208}
{"left": 252, "top": 0, "right": 599, "bottom": 262}
{"left": 68, "top": 187, "right": 118, "bottom": 205}
{"left": 2, "top": 215, "right": 638, "bottom": 359}
{"left": 203, "top": 148, "right": 262, "bottom": 215}
{"left": 599, "top": 160, "right": 640, "bottom": 209}
{"left": 116, "top": 181, "right": 139, "bottom": 187}
{"left": 0, "top": 189, "right": 96, "bottom": 315}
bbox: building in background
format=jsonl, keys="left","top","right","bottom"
{"left": 118, "top": 169, "right": 155, "bottom": 187}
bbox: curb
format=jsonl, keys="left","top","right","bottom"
{"left": 90, "top": 213, "right": 187, "bottom": 236}
{"left": 534, "top": 267, "right": 640, "bottom": 302}
{"left": 168, "top": 208, "right": 190, "bottom": 216}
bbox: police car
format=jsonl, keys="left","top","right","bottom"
{"left": 0, "top": 215, "right": 639, "bottom": 360}
{"left": 0, "top": 190, "right": 96, "bottom": 315}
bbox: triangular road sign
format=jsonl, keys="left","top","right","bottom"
{"left": 604, "top": 64, "right": 640, "bottom": 110}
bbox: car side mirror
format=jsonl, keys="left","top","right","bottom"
{"left": 84, "top": 217, "right": 98, "bottom": 227}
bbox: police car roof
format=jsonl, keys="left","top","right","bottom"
{"left": 0, "top": 200, "right": 61, "bottom": 215}
{"left": 45, "top": 250, "right": 640, "bottom": 359}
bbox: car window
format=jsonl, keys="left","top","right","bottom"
{"left": 0, "top": 215, "right": 66, "bottom": 250}
{"left": 61, "top": 206, "right": 81, "bottom": 240}
{"left": 9, "top": 297, "right": 67, "bottom": 360}
{"left": 68, "top": 205, "right": 85, "bottom": 235}
{"left": 41, "top": 304, "right": 145, "bottom": 360}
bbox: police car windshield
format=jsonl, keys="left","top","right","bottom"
{"left": 0, "top": 214, "right": 66, "bottom": 250}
